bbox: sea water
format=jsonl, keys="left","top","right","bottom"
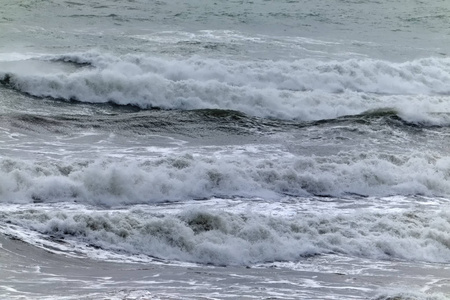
{"left": 1, "top": 0, "right": 450, "bottom": 299}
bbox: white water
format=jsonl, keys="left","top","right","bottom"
{"left": 1, "top": 196, "right": 449, "bottom": 267}
{"left": 2, "top": 0, "right": 450, "bottom": 298}
{"left": 2, "top": 53, "right": 450, "bottom": 123}
{"left": 1, "top": 146, "right": 450, "bottom": 205}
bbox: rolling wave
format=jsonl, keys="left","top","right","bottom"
{"left": 1, "top": 52, "right": 450, "bottom": 123}
{"left": 3, "top": 203, "right": 450, "bottom": 266}
{"left": 1, "top": 148, "right": 450, "bottom": 205}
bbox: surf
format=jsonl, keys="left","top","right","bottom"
{"left": 2, "top": 52, "right": 450, "bottom": 124}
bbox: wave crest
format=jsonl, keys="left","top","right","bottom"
{"left": 4, "top": 205, "right": 450, "bottom": 265}
{"left": 2, "top": 52, "right": 450, "bottom": 123}
{"left": 2, "top": 149, "right": 450, "bottom": 205}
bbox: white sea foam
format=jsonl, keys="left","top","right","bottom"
{"left": 2, "top": 201, "right": 450, "bottom": 266}
{"left": 2, "top": 52, "right": 450, "bottom": 122}
{"left": 375, "top": 290, "right": 450, "bottom": 300}
{"left": 0, "top": 53, "right": 41, "bottom": 62}
{"left": 1, "top": 148, "right": 450, "bottom": 205}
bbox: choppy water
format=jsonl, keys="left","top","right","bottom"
{"left": 1, "top": 1, "right": 450, "bottom": 299}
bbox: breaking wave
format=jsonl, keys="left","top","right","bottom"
{"left": 1, "top": 52, "right": 450, "bottom": 122}
{"left": 3, "top": 204, "right": 450, "bottom": 266}
{"left": 1, "top": 149, "right": 450, "bottom": 205}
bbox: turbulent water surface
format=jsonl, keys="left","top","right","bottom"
{"left": 1, "top": 1, "right": 450, "bottom": 299}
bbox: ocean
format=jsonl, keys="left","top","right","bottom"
{"left": 1, "top": 0, "right": 450, "bottom": 299}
